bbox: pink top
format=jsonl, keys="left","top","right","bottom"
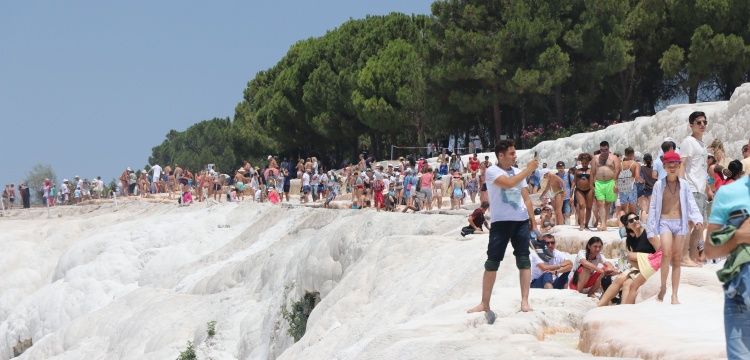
{"left": 182, "top": 191, "right": 193, "bottom": 204}
{"left": 420, "top": 173, "right": 433, "bottom": 188}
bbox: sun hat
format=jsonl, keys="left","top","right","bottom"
{"left": 662, "top": 151, "right": 681, "bottom": 163}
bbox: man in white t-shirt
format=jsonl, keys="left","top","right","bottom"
{"left": 467, "top": 139, "right": 538, "bottom": 320}
{"left": 530, "top": 234, "right": 573, "bottom": 289}
{"left": 301, "top": 170, "right": 311, "bottom": 203}
{"left": 150, "top": 164, "right": 162, "bottom": 194}
{"left": 679, "top": 111, "right": 708, "bottom": 265}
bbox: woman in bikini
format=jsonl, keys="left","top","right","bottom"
{"left": 448, "top": 170, "right": 465, "bottom": 210}
{"left": 466, "top": 171, "right": 479, "bottom": 204}
{"left": 432, "top": 168, "right": 444, "bottom": 210}
{"left": 574, "top": 153, "right": 594, "bottom": 231}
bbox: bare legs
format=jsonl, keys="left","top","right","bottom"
{"left": 598, "top": 274, "right": 633, "bottom": 306}
{"left": 658, "top": 231, "right": 684, "bottom": 304}
{"left": 597, "top": 200, "right": 612, "bottom": 231}
{"left": 553, "top": 193, "right": 564, "bottom": 225}
{"left": 467, "top": 269, "right": 532, "bottom": 314}
{"left": 576, "top": 267, "right": 602, "bottom": 296}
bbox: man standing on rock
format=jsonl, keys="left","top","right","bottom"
{"left": 468, "top": 139, "right": 538, "bottom": 320}
{"left": 592, "top": 141, "right": 621, "bottom": 231}
{"left": 679, "top": 111, "right": 709, "bottom": 266}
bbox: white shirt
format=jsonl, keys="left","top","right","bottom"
{"left": 530, "top": 249, "right": 570, "bottom": 281}
{"left": 302, "top": 172, "right": 310, "bottom": 186}
{"left": 679, "top": 136, "right": 707, "bottom": 194}
{"left": 151, "top": 165, "right": 162, "bottom": 182}
{"left": 485, "top": 165, "right": 529, "bottom": 222}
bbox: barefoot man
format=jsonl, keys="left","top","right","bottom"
{"left": 468, "top": 140, "right": 538, "bottom": 321}
{"left": 592, "top": 141, "right": 621, "bottom": 231}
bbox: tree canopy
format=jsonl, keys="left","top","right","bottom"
{"left": 150, "top": 1, "right": 750, "bottom": 169}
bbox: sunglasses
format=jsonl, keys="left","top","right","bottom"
{"left": 628, "top": 216, "right": 640, "bottom": 224}
{"left": 693, "top": 120, "right": 708, "bottom": 126}
{"left": 545, "top": 241, "right": 556, "bottom": 245}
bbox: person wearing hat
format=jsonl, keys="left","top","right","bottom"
{"left": 646, "top": 150, "right": 703, "bottom": 305}
{"left": 120, "top": 168, "right": 131, "bottom": 196}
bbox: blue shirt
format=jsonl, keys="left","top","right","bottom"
{"left": 709, "top": 176, "right": 750, "bottom": 225}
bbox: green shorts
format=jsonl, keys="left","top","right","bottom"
{"left": 594, "top": 179, "right": 617, "bottom": 203}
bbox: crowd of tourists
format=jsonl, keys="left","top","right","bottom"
{"left": 3, "top": 110, "right": 749, "bottom": 355}
{"left": 464, "top": 111, "right": 749, "bottom": 358}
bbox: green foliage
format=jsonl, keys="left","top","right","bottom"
{"left": 150, "top": 5, "right": 750, "bottom": 165}
{"left": 176, "top": 341, "right": 196, "bottom": 360}
{"left": 281, "top": 292, "right": 320, "bottom": 342}
{"left": 150, "top": 118, "right": 237, "bottom": 174}
{"left": 206, "top": 321, "right": 217, "bottom": 338}
{"left": 24, "top": 163, "right": 56, "bottom": 204}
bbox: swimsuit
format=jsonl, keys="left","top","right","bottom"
{"left": 594, "top": 179, "right": 617, "bottom": 202}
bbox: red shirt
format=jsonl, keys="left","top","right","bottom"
{"left": 470, "top": 208, "right": 486, "bottom": 228}
{"left": 469, "top": 158, "right": 480, "bottom": 172}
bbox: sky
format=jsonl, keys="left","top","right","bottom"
{"left": 0, "top": 1, "right": 432, "bottom": 187}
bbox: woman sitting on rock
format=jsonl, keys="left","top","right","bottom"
{"left": 570, "top": 237, "right": 617, "bottom": 297}
{"left": 598, "top": 212, "right": 662, "bottom": 306}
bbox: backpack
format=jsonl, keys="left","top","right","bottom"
{"left": 529, "top": 232, "right": 553, "bottom": 262}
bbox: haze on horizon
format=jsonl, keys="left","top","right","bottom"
{"left": 0, "top": 1, "right": 432, "bottom": 188}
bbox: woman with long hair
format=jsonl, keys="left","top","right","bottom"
{"left": 574, "top": 153, "right": 594, "bottom": 230}
{"left": 637, "top": 153, "right": 657, "bottom": 222}
{"left": 571, "top": 237, "right": 617, "bottom": 296}
{"left": 598, "top": 212, "right": 662, "bottom": 306}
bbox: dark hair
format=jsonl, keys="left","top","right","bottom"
{"left": 643, "top": 153, "right": 653, "bottom": 167}
{"left": 578, "top": 153, "right": 592, "bottom": 162}
{"left": 743, "top": 144, "right": 748, "bottom": 153}
{"left": 600, "top": 141, "right": 609, "bottom": 148}
{"left": 728, "top": 160, "right": 744, "bottom": 179}
{"left": 661, "top": 141, "right": 676, "bottom": 153}
{"left": 688, "top": 111, "right": 706, "bottom": 124}
{"left": 619, "top": 211, "right": 637, "bottom": 228}
{"left": 624, "top": 147, "right": 634, "bottom": 156}
{"left": 541, "top": 234, "right": 555, "bottom": 242}
{"left": 494, "top": 139, "right": 515, "bottom": 155}
{"left": 585, "top": 237, "right": 603, "bottom": 260}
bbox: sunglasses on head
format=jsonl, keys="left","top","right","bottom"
{"left": 628, "top": 216, "right": 640, "bottom": 224}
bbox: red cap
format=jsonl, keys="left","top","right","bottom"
{"left": 663, "top": 151, "right": 681, "bottom": 163}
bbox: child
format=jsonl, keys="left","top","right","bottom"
{"left": 181, "top": 186, "right": 193, "bottom": 206}
{"left": 268, "top": 186, "right": 280, "bottom": 204}
{"left": 646, "top": 151, "right": 703, "bottom": 304}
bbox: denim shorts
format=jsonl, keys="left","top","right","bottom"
{"left": 487, "top": 220, "right": 531, "bottom": 269}
{"left": 562, "top": 199, "right": 571, "bottom": 214}
{"left": 724, "top": 263, "right": 750, "bottom": 359}
{"left": 619, "top": 189, "right": 637, "bottom": 205}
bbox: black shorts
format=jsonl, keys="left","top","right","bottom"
{"left": 487, "top": 220, "right": 531, "bottom": 267}
{"left": 283, "top": 184, "right": 290, "bottom": 193}
{"left": 481, "top": 183, "right": 487, "bottom": 192}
